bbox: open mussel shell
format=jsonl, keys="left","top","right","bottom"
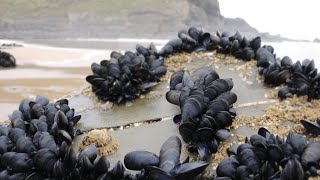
{"left": 200, "top": 32, "right": 211, "bottom": 46}
{"left": 188, "top": 26, "right": 202, "bottom": 42}
{"left": 300, "top": 120, "right": 320, "bottom": 135}
{"left": 171, "top": 161, "right": 209, "bottom": 179}
{"left": 275, "top": 70, "right": 290, "bottom": 84}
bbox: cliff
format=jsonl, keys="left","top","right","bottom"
{"left": 0, "top": 0, "right": 284, "bottom": 41}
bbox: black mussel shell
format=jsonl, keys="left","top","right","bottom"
{"left": 124, "top": 151, "right": 159, "bottom": 171}
{"left": 300, "top": 119, "right": 320, "bottom": 135}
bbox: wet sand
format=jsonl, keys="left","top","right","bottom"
{"left": 0, "top": 40, "right": 108, "bottom": 121}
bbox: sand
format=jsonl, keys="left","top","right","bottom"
{"left": 0, "top": 40, "right": 107, "bottom": 121}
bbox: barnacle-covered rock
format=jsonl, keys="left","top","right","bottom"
{"left": 79, "top": 129, "right": 119, "bottom": 156}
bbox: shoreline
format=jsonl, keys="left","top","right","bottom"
{"left": 4, "top": 39, "right": 319, "bottom": 68}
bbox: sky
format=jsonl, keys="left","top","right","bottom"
{"left": 219, "top": 0, "right": 320, "bottom": 41}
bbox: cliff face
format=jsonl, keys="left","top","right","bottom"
{"left": 0, "top": 0, "right": 263, "bottom": 39}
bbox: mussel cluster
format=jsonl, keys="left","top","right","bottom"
{"left": 166, "top": 67, "right": 237, "bottom": 160}
{"left": 158, "top": 27, "right": 261, "bottom": 60}
{"left": 0, "top": 96, "right": 84, "bottom": 179}
{"left": 86, "top": 26, "right": 320, "bottom": 102}
{"left": 86, "top": 44, "right": 167, "bottom": 104}
{"left": 124, "top": 135, "right": 209, "bottom": 180}
{"left": 216, "top": 128, "right": 320, "bottom": 180}
{"left": 0, "top": 50, "right": 16, "bottom": 68}
{"left": 208, "top": 31, "right": 320, "bottom": 100}
{"left": 158, "top": 27, "right": 259, "bottom": 59}
{"left": 160, "top": 26, "right": 320, "bottom": 100}
{"left": 255, "top": 45, "right": 320, "bottom": 100}
{"left": 0, "top": 96, "right": 209, "bottom": 179}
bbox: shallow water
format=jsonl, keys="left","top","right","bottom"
{"left": 0, "top": 65, "right": 89, "bottom": 120}
{"left": 0, "top": 41, "right": 107, "bottom": 121}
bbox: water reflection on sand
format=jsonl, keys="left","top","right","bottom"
{"left": 0, "top": 42, "right": 107, "bottom": 121}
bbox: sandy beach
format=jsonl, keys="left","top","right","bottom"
{"left": 0, "top": 40, "right": 108, "bottom": 121}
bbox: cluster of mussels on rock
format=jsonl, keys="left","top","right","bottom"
{"left": 160, "top": 26, "right": 320, "bottom": 101}
{"left": 0, "top": 96, "right": 209, "bottom": 180}
{"left": 256, "top": 47, "right": 320, "bottom": 100}
{"left": 86, "top": 44, "right": 167, "bottom": 104}
{"left": 86, "top": 26, "right": 320, "bottom": 103}
{"left": 166, "top": 67, "right": 237, "bottom": 160}
{"left": 0, "top": 96, "right": 82, "bottom": 179}
{"left": 0, "top": 50, "right": 16, "bottom": 68}
{"left": 216, "top": 128, "right": 320, "bottom": 180}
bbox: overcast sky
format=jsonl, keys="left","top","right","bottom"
{"left": 219, "top": 0, "right": 320, "bottom": 41}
